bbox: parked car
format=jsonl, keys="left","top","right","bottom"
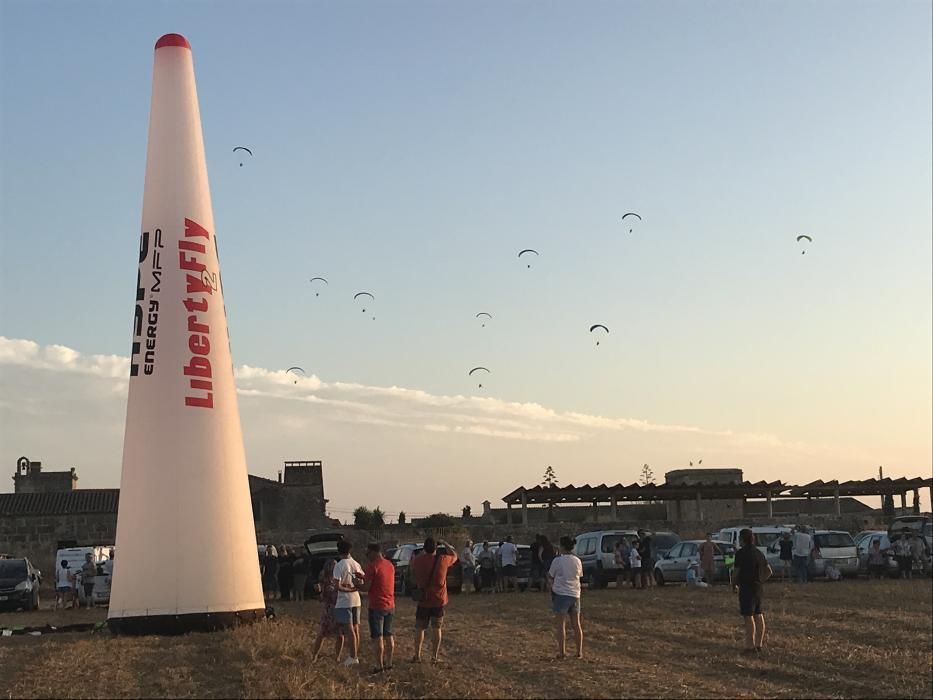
{"left": 0, "top": 557, "right": 41, "bottom": 611}
{"left": 714, "top": 527, "right": 748, "bottom": 549}
{"left": 855, "top": 531, "right": 898, "bottom": 578}
{"left": 388, "top": 543, "right": 462, "bottom": 597}
{"left": 575, "top": 530, "right": 637, "bottom": 589}
{"left": 469, "top": 542, "right": 533, "bottom": 591}
{"left": 811, "top": 530, "right": 859, "bottom": 578}
{"left": 653, "top": 540, "right": 735, "bottom": 585}
{"left": 302, "top": 532, "right": 346, "bottom": 599}
{"left": 56, "top": 546, "right": 112, "bottom": 606}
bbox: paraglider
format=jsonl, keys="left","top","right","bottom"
{"left": 354, "top": 291, "right": 375, "bottom": 318}
{"left": 476, "top": 312, "right": 492, "bottom": 328}
{"left": 233, "top": 146, "right": 253, "bottom": 167}
{"left": 518, "top": 249, "right": 539, "bottom": 268}
{"left": 309, "top": 277, "right": 328, "bottom": 297}
{"left": 285, "top": 366, "right": 306, "bottom": 384}
{"left": 621, "top": 212, "right": 641, "bottom": 233}
{"left": 469, "top": 366, "right": 490, "bottom": 388}
{"left": 796, "top": 234, "right": 812, "bottom": 255}
{"left": 589, "top": 324, "right": 609, "bottom": 346}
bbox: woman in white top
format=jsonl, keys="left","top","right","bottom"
{"left": 547, "top": 536, "right": 584, "bottom": 659}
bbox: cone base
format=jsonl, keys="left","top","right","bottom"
{"left": 107, "top": 607, "right": 269, "bottom": 635}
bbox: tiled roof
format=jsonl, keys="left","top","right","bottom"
{"left": 0, "top": 489, "right": 119, "bottom": 516}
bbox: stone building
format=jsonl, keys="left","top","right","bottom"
{"left": 664, "top": 467, "right": 744, "bottom": 521}
{"left": 0, "top": 457, "right": 330, "bottom": 574}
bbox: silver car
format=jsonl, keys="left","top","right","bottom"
{"left": 653, "top": 540, "right": 734, "bottom": 585}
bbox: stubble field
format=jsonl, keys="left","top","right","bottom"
{"left": 1, "top": 578, "right": 931, "bottom": 699}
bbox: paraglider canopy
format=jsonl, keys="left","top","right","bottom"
{"left": 309, "top": 277, "right": 328, "bottom": 296}
{"left": 285, "top": 366, "right": 306, "bottom": 384}
{"left": 476, "top": 312, "right": 492, "bottom": 327}
{"left": 796, "top": 234, "right": 813, "bottom": 255}
{"left": 354, "top": 291, "right": 374, "bottom": 312}
{"left": 518, "top": 249, "right": 539, "bottom": 268}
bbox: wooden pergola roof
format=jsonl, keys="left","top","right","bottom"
{"left": 502, "top": 477, "right": 932, "bottom": 506}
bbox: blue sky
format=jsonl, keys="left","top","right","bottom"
{"left": 1, "top": 2, "right": 930, "bottom": 513}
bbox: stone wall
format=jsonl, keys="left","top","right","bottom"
{"left": 0, "top": 513, "right": 117, "bottom": 576}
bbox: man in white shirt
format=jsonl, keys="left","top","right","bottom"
{"left": 499, "top": 536, "right": 519, "bottom": 593}
{"left": 460, "top": 540, "right": 477, "bottom": 593}
{"left": 332, "top": 539, "right": 365, "bottom": 666}
{"left": 547, "top": 536, "right": 584, "bottom": 659}
{"left": 791, "top": 527, "right": 812, "bottom": 584}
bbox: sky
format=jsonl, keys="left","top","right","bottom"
{"left": 1, "top": 1, "right": 931, "bottom": 520}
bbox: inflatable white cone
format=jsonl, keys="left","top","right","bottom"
{"left": 108, "top": 33, "right": 265, "bottom": 634}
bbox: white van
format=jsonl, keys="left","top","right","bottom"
{"left": 810, "top": 530, "right": 858, "bottom": 578}
{"left": 716, "top": 526, "right": 790, "bottom": 554}
{"left": 56, "top": 546, "right": 113, "bottom": 605}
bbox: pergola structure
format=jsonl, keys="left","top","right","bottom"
{"left": 500, "top": 477, "right": 933, "bottom": 526}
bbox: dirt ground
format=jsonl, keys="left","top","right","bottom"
{"left": 1, "top": 578, "right": 930, "bottom": 699}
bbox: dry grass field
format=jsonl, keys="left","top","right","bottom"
{"left": 1, "top": 578, "right": 930, "bottom": 699}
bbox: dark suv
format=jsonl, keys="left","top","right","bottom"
{"left": 0, "top": 558, "right": 41, "bottom": 611}
{"left": 387, "top": 543, "right": 462, "bottom": 597}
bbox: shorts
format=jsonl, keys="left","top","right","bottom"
{"left": 368, "top": 608, "right": 394, "bottom": 638}
{"left": 333, "top": 606, "right": 361, "bottom": 626}
{"left": 551, "top": 593, "right": 580, "bottom": 615}
{"left": 503, "top": 565, "right": 517, "bottom": 577}
{"left": 415, "top": 605, "right": 445, "bottom": 629}
{"left": 56, "top": 586, "right": 71, "bottom": 593}
{"left": 738, "top": 585, "right": 762, "bottom": 617}
{"left": 480, "top": 568, "right": 496, "bottom": 587}
{"left": 83, "top": 583, "right": 94, "bottom": 597}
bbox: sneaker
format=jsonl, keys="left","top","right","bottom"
{"left": 342, "top": 657, "right": 359, "bottom": 667}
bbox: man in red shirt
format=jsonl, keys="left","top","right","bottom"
{"left": 410, "top": 537, "right": 457, "bottom": 663}
{"left": 361, "top": 543, "right": 396, "bottom": 673}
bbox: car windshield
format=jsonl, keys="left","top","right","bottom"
{"left": 601, "top": 535, "right": 630, "bottom": 552}
{"left": 305, "top": 541, "right": 340, "bottom": 555}
{"left": 754, "top": 532, "right": 782, "bottom": 547}
{"left": 0, "top": 560, "right": 27, "bottom": 578}
{"left": 653, "top": 534, "right": 681, "bottom": 550}
{"left": 815, "top": 533, "right": 854, "bottom": 548}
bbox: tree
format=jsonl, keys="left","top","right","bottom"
{"left": 416, "top": 512, "right": 456, "bottom": 529}
{"left": 398, "top": 511, "right": 407, "bottom": 525}
{"left": 353, "top": 505, "right": 373, "bottom": 529}
{"left": 640, "top": 463, "right": 654, "bottom": 486}
{"left": 541, "top": 465, "right": 559, "bottom": 488}
{"left": 461, "top": 505, "right": 472, "bottom": 519}
{"left": 371, "top": 506, "right": 385, "bottom": 528}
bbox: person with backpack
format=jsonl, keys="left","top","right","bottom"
{"left": 732, "top": 528, "right": 772, "bottom": 654}
{"left": 410, "top": 537, "right": 457, "bottom": 663}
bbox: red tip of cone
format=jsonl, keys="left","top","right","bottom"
{"left": 155, "top": 33, "right": 191, "bottom": 50}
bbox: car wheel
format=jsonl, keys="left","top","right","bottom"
{"left": 654, "top": 569, "right": 665, "bottom": 586}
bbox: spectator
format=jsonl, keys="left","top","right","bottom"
{"left": 778, "top": 532, "right": 793, "bottom": 581}
{"left": 311, "top": 559, "right": 343, "bottom": 663}
{"left": 893, "top": 529, "right": 913, "bottom": 579}
{"left": 292, "top": 551, "right": 309, "bottom": 601}
{"left": 868, "top": 539, "right": 888, "bottom": 579}
{"left": 499, "top": 536, "right": 519, "bottom": 593}
{"left": 103, "top": 549, "right": 115, "bottom": 578}
{"left": 629, "top": 540, "right": 642, "bottom": 589}
{"left": 614, "top": 538, "right": 631, "bottom": 588}
{"left": 262, "top": 545, "right": 279, "bottom": 600}
{"left": 332, "top": 539, "right": 365, "bottom": 667}
{"left": 278, "top": 545, "right": 295, "bottom": 601}
{"left": 540, "top": 536, "right": 557, "bottom": 592}
{"left": 909, "top": 532, "right": 927, "bottom": 574}
{"left": 460, "top": 540, "right": 476, "bottom": 594}
{"left": 495, "top": 541, "right": 505, "bottom": 592}
{"left": 80, "top": 553, "right": 96, "bottom": 609}
{"left": 698, "top": 534, "right": 716, "bottom": 585}
{"left": 547, "top": 536, "right": 584, "bottom": 659}
{"left": 732, "top": 528, "right": 772, "bottom": 654}
{"left": 361, "top": 543, "right": 395, "bottom": 674}
{"left": 791, "top": 527, "right": 812, "bottom": 583}
{"left": 637, "top": 530, "right": 653, "bottom": 589}
{"left": 530, "top": 535, "right": 544, "bottom": 592}
{"left": 477, "top": 541, "right": 496, "bottom": 594}
{"left": 55, "top": 560, "right": 73, "bottom": 610}
{"left": 410, "top": 537, "right": 457, "bottom": 663}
